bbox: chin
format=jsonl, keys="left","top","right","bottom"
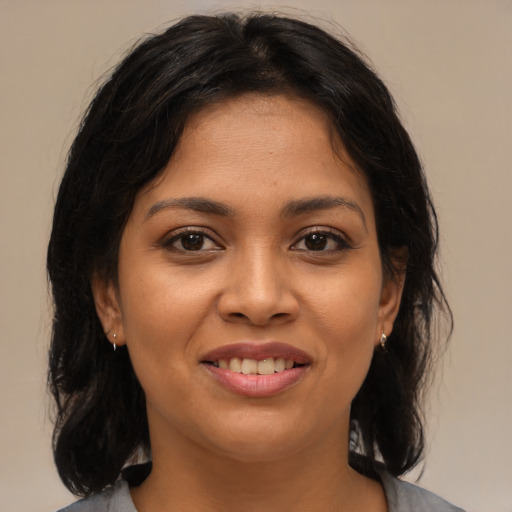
{"left": 215, "top": 436, "right": 306, "bottom": 464}
{"left": 200, "top": 413, "right": 322, "bottom": 463}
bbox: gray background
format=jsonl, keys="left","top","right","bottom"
{"left": 1, "top": 1, "right": 511, "bottom": 511}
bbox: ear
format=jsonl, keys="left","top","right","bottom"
{"left": 91, "top": 273, "right": 125, "bottom": 347}
{"left": 375, "top": 248, "right": 408, "bottom": 344}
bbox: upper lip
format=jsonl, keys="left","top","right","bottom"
{"left": 200, "top": 341, "right": 312, "bottom": 365}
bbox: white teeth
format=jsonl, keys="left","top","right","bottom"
{"left": 215, "top": 357, "right": 298, "bottom": 375}
{"left": 274, "top": 357, "right": 286, "bottom": 372}
{"left": 229, "top": 357, "right": 242, "bottom": 373}
{"left": 257, "top": 358, "right": 275, "bottom": 375}
{"left": 241, "top": 358, "right": 258, "bottom": 375}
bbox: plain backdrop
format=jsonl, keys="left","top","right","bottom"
{"left": 1, "top": 1, "right": 511, "bottom": 511}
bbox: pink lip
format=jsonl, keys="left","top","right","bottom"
{"left": 203, "top": 365, "right": 309, "bottom": 397}
{"left": 200, "top": 342, "right": 312, "bottom": 398}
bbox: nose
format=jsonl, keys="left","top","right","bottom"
{"left": 217, "top": 248, "right": 299, "bottom": 326}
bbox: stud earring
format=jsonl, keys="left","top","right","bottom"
{"left": 379, "top": 331, "right": 387, "bottom": 350}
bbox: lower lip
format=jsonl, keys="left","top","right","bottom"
{"left": 202, "top": 364, "right": 309, "bottom": 397}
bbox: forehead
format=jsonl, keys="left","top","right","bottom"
{"left": 180, "top": 93, "right": 343, "bottom": 166}
{"left": 134, "top": 93, "right": 373, "bottom": 221}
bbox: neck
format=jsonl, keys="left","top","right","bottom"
{"left": 130, "top": 423, "right": 386, "bottom": 512}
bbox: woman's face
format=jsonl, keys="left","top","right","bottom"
{"left": 93, "top": 94, "right": 403, "bottom": 462}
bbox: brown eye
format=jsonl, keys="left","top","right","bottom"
{"left": 165, "top": 230, "right": 220, "bottom": 252}
{"left": 292, "top": 230, "right": 350, "bottom": 253}
{"left": 304, "top": 233, "right": 328, "bottom": 251}
{"left": 180, "top": 233, "right": 206, "bottom": 251}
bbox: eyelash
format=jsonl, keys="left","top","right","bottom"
{"left": 291, "top": 228, "right": 351, "bottom": 253}
{"left": 161, "top": 227, "right": 222, "bottom": 253}
{"left": 160, "top": 227, "right": 351, "bottom": 254}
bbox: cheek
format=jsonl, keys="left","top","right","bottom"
{"left": 309, "top": 266, "right": 382, "bottom": 339}
{"left": 116, "top": 255, "right": 224, "bottom": 366}
{"left": 116, "top": 269, "right": 209, "bottom": 413}
{"left": 305, "top": 265, "right": 382, "bottom": 385}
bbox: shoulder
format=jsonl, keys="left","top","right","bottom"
{"left": 56, "top": 481, "right": 136, "bottom": 512}
{"left": 380, "top": 472, "right": 466, "bottom": 512}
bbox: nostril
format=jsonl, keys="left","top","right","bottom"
{"left": 225, "top": 311, "right": 293, "bottom": 325}
{"left": 218, "top": 290, "right": 299, "bottom": 326}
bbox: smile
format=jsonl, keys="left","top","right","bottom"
{"left": 210, "top": 357, "right": 296, "bottom": 375}
{"left": 200, "top": 342, "right": 311, "bottom": 397}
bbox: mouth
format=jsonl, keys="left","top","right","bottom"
{"left": 205, "top": 357, "right": 303, "bottom": 375}
{"left": 200, "top": 342, "right": 312, "bottom": 397}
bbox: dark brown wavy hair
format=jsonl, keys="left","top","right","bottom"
{"left": 48, "top": 12, "right": 451, "bottom": 497}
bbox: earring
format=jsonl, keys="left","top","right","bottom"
{"left": 112, "top": 332, "right": 117, "bottom": 351}
{"left": 379, "top": 331, "right": 387, "bottom": 350}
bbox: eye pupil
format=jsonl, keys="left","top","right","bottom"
{"left": 305, "top": 233, "right": 328, "bottom": 250}
{"left": 181, "top": 233, "right": 204, "bottom": 251}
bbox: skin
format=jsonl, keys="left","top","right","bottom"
{"left": 92, "top": 94, "right": 404, "bottom": 511}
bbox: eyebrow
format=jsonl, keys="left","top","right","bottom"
{"left": 281, "top": 196, "right": 367, "bottom": 229}
{"left": 145, "top": 197, "right": 233, "bottom": 220}
{"left": 145, "top": 194, "right": 366, "bottom": 229}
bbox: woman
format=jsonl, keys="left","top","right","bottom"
{"left": 48, "top": 13, "right": 464, "bottom": 512}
